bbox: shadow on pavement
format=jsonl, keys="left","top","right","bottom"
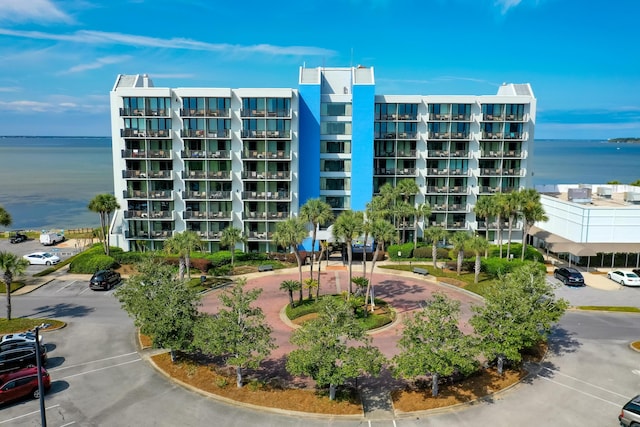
{"left": 24, "top": 303, "right": 95, "bottom": 319}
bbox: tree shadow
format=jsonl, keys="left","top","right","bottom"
{"left": 375, "top": 280, "right": 427, "bottom": 299}
{"left": 546, "top": 325, "right": 582, "bottom": 357}
{"left": 21, "top": 303, "right": 95, "bottom": 319}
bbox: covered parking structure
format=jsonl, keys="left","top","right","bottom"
{"left": 529, "top": 226, "right": 640, "bottom": 270}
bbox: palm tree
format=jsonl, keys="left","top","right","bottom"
{"left": 413, "top": 202, "right": 432, "bottom": 250}
{"left": 0, "top": 205, "right": 11, "bottom": 227}
{"left": 0, "top": 251, "right": 29, "bottom": 321}
{"left": 220, "top": 227, "right": 247, "bottom": 267}
{"left": 351, "top": 276, "right": 369, "bottom": 313}
{"left": 491, "top": 192, "right": 508, "bottom": 258}
{"left": 467, "top": 235, "right": 489, "bottom": 284}
{"left": 279, "top": 279, "right": 301, "bottom": 308}
{"left": 87, "top": 193, "right": 120, "bottom": 256}
{"left": 299, "top": 198, "right": 334, "bottom": 289}
{"left": 397, "top": 179, "right": 420, "bottom": 243}
{"left": 520, "top": 189, "right": 548, "bottom": 260}
{"left": 164, "top": 231, "right": 202, "bottom": 281}
{"left": 474, "top": 196, "right": 493, "bottom": 241}
{"left": 504, "top": 191, "right": 522, "bottom": 259}
{"left": 450, "top": 231, "right": 471, "bottom": 275}
{"left": 272, "top": 218, "right": 308, "bottom": 302}
{"left": 368, "top": 218, "right": 397, "bottom": 311}
{"left": 424, "top": 226, "right": 448, "bottom": 269}
{"left": 332, "top": 210, "right": 364, "bottom": 296}
{"left": 303, "top": 277, "right": 319, "bottom": 300}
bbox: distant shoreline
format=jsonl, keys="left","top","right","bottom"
{"left": 608, "top": 138, "right": 640, "bottom": 143}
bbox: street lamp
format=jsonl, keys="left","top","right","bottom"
{"left": 34, "top": 325, "right": 48, "bottom": 427}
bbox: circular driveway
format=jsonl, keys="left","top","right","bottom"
{"left": 0, "top": 265, "right": 638, "bottom": 426}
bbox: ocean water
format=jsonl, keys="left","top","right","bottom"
{"left": 0, "top": 137, "right": 637, "bottom": 231}
{"left": 0, "top": 136, "right": 113, "bottom": 230}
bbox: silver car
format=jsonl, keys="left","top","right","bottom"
{"left": 619, "top": 395, "right": 640, "bottom": 426}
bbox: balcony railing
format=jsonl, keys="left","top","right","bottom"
{"left": 480, "top": 150, "right": 504, "bottom": 158}
{"left": 242, "top": 151, "right": 290, "bottom": 160}
{"left": 244, "top": 211, "right": 289, "bottom": 220}
{"left": 428, "top": 132, "right": 451, "bottom": 140}
{"left": 120, "top": 108, "right": 169, "bottom": 117}
{"left": 182, "top": 191, "right": 231, "bottom": 200}
{"left": 184, "top": 211, "right": 232, "bottom": 220}
{"left": 181, "top": 150, "right": 231, "bottom": 159}
{"left": 425, "top": 186, "right": 449, "bottom": 193}
{"left": 396, "top": 168, "right": 416, "bottom": 176}
{"left": 183, "top": 170, "right": 232, "bottom": 180}
{"left": 427, "top": 168, "right": 450, "bottom": 175}
{"left": 483, "top": 114, "right": 505, "bottom": 121}
{"left": 446, "top": 222, "right": 467, "bottom": 230}
{"left": 240, "top": 109, "right": 290, "bottom": 118}
{"left": 479, "top": 186, "right": 501, "bottom": 194}
{"left": 123, "top": 190, "right": 148, "bottom": 199}
{"left": 482, "top": 132, "right": 504, "bottom": 140}
{"left": 180, "top": 108, "right": 231, "bottom": 118}
{"left": 247, "top": 231, "right": 273, "bottom": 240}
{"left": 148, "top": 190, "right": 173, "bottom": 199}
{"left": 427, "top": 150, "right": 450, "bottom": 157}
{"left": 450, "top": 133, "right": 469, "bottom": 140}
{"left": 145, "top": 129, "right": 170, "bottom": 138}
{"left": 241, "top": 130, "right": 291, "bottom": 138}
{"left": 122, "top": 149, "right": 147, "bottom": 158}
{"left": 502, "top": 169, "right": 522, "bottom": 176}
{"left": 242, "top": 191, "right": 290, "bottom": 200}
{"left": 241, "top": 171, "right": 291, "bottom": 180}
{"left": 503, "top": 150, "right": 522, "bottom": 157}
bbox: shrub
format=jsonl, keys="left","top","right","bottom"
{"left": 388, "top": 243, "right": 414, "bottom": 260}
{"left": 437, "top": 247, "right": 451, "bottom": 260}
{"left": 113, "top": 251, "right": 145, "bottom": 265}
{"left": 190, "top": 258, "right": 211, "bottom": 273}
{"left": 69, "top": 254, "right": 118, "bottom": 274}
{"left": 488, "top": 243, "right": 543, "bottom": 262}
{"left": 412, "top": 246, "right": 431, "bottom": 259}
{"left": 481, "top": 257, "right": 534, "bottom": 278}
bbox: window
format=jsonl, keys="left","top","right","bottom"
{"left": 321, "top": 103, "right": 352, "bottom": 116}
{"left": 321, "top": 159, "right": 351, "bottom": 172}
{"left": 321, "top": 122, "right": 351, "bottom": 135}
{"left": 321, "top": 140, "right": 351, "bottom": 154}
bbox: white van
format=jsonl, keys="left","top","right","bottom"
{"left": 39, "top": 232, "right": 65, "bottom": 246}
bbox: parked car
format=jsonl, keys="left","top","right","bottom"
{"left": 0, "top": 347, "right": 47, "bottom": 374}
{"left": 9, "top": 231, "right": 27, "bottom": 244}
{"left": 607, "top": 270, "right": 640, "bottom": 287}
{"left": 0, "top": 332, "right": 42, "bottom": 347}
{"left": 39, "top": 231, "right": 65, "bottom": 246}
{"left": 619, "top": 395, "right": 640, "bottom": 426}
{"left": 0, "top": 341, "right": 46, "bottom": 355}
{"left": 553, "top": 267, "right": 585, "bottom": 286}
{"left": 0, "top": 367, "right": 50, "bottom": 404}
{"left": 89, "top": 269, "right": 121, "bottom": 290}
{"left": 23, "top": 252, "right": 60, "bottom": 266}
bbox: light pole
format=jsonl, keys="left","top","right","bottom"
{"left": 34, "top": 326, "right": 47, "bottom": 427}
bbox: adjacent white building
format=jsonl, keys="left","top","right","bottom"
{"left": 108, "top": 67, "right": 537, "bottom": 252}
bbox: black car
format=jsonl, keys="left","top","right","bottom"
{"left": 553, "top": 267, "right": 585, "bottom": 286}
{"left": 90, "top": 269, "right": 121, "bottom": 290}
{"left": 0, "top": 341, "right": 46, "bottom": 355}
{"left": 9, "top": 231, "right": 27, "bottom": 244}
{"left": 0, "top": 348, "right": 46, "bottom": 374}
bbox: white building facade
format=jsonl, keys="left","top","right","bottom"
{"left": 109, "top": 67, "right": 537, "bottom": 252}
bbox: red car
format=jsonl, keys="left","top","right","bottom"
{"left": 0, "top": 367, "right": 50, "bottom": 404}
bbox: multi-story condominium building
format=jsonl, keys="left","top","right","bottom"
{"left": 109, "top": 67, "right": 536, "bottom": 252}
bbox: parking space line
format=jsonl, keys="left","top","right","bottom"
{"left": 56, "top": 358, "right": 141, "bottom": 380}
{"left": 50, "top": 351, "right": 139, "bottom": 372}
{"left": 541, "top": 366, "right": 629, "bottom": 399}
{"left": 55, "top": 280, "right": 78, "bottom": 293}
{"left": 539, "top": 376, "right": 620, "bottom": 407}
{"left": 0, "top": 404, "right": 60, "bottom": 424}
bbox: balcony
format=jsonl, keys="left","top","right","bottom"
{"left": 242, "top": 191, "right": 290, "bottom": 200}
{"left": 452, "top": 114, "right": 470, "bottom": 121}
{"left": 375, "top": 151, "right": 395, "bottom": 158}
{"left": 123, "top": 190, "right": 149, "bottom": 199}
{"left": 426, "top": 186, "right": 449, "bottom": 194}
{"left": 182, "top": 191, "right": 231, "bottom": 200}
{"left": 119, "top": 108, "right": 170, "bottom": 117}
{"left": 480, "top": 151, "right": 504, "bottom": 158}
{"left": 203, "top": 129, "right": 230, "bottom": 139}
{"left": 397, "top": 149, "right": 417, "bottom": 157}
{"left": 243, "top": 211, "right": 289, "bottom": 220}
{"left": 122, "top": 149, "right": 147, "bottom": 159}
{"left": 482, "top": 132, "right": 504, "bottom": 140}
{"left": 247, "top": 231, "right": 273, "bottom": 240}
{"left": 450, "top": 150, "right": 468, "bottom": 158}
{"left": 148, "top": 190, "right": 173, "bottom": 199}
{"left": 446, "top": 222, "right": 467, "bottom": 230}
{"left": 428, "top": 132, "right": 451, "bottom": 140}
{"left": 183, "top": 170, "right": 231, "bottom": 180}
{"left": 429, "top": 114, "right": 451, "bottom": 121}
{"left": 149, "top": 230, "right": 174, "bottom": 239}
{"left": 241, "top": 109, "right": 289, "bottom": 118}
{"left": 427, "top": 150, "right": 450, "bottom": 158}
{"left": 427, "top": 168, "right": 450, "bottom": 176}
{"left": 184, "top": 211, "right": 232, "bottom": 220}
{"left": 243, "top": 151, "right": 290, "bottom": 160}
{"left": 502, "top": 169, "right": 522, "bottom": 176}
{"left": 479, "top": 186, "right": 501, "bottom": 194}
{"left": 448, "top": 186, "right": 468, "bottom": 194}
{"left": 241, "top": 130, "right": 290, "bottom": 139}
{"left": 450, "top": 133, "right": 469, "bottom": 140}
{"left": 503, "top": 150, "right": 522, "bottom": 158}
{"left": 449, "top": 169, "right": 466, "bottom": 176}
{"left": 480, "top": 168, "right": 503, "bottom": 176}
{"left": 148, "top": 150, "right": 171, "bottom": 159}
{"left": 121, "top": 129, "right": 147, "bottom": 138}
{"left": 145, "top": 129, "right": 170, "bottom": 138}
{"left": 483, "top": 114, "right": 505, "bottom": 121}
{"left": 179, "top": 108, "right": 230, "bottom": 118}
{"left": 396, "top": 168, "right": 416, "bottom": 176}
{"left": 504, "top": 132, "right": 524, "bottom": 140}
{"left": 181, "top": 150, "right": 231, "bottom": 159}
{"left": 181, "top": 129, "right": 206, "bottom": 138}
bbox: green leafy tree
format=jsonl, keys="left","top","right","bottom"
{"left": 424, "top": 226, "right": 448, "bottom": 269}
{"left": 519, "top": 189, "right": 548, "bottom": 261}
{"left": 332, "top": 210, "right": 364, "bottom": 295}
{"left": 286, "top": 298, "right": 385, "bottom": 400}
{"left": 272, "top": 218, "right": 308, "bottom": 303}
{"left": 466, "top": 235, "right": 489, "bottom": 284}
{"left": 164, "top": 230, "right": 202, "bottom": 281}
{"left": 299, "top": 198, "right": 334, "bottom": 284}
{"left": 393, "top": 293, "right": 477, "bottom": 397}
{"left": 87, "top": 193, "right": 120, "bottom": 256}
{"left": 193, "top": 278, "right": 276, "bottom": 388}
{"left": 220, "top": 227, "right": 247, "bottom": 267}
{"left": 450, "top": 231, "right": 471, "bottom": 275}
{"left": 470, "top": 263, "right": 568, "bottom": 374}
{"left": 279, "top": 279, "right": 301, "bottom": 308}
{"left": 0, "top": 205, "right": 12, "bottom": 228}
{"left": 115, "top": 257, "right": 201, "bottom": 362}
{"left": 0, "top": 251, "right": 29, "bottom": 321}
{"left": 350, "top": 276, "right": 369, "bottom": 311}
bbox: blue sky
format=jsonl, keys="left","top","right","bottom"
{"left": 0, "top": 0, "right": 638, "bottom": 139}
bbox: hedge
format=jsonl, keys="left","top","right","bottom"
{"left": 388, "top": 243, "right": 414, "bottom": 260}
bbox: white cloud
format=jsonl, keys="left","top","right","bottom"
{"left": 0, "top": 100, "right": 53, "bottom": 112}
{"left": 64, "top": 55, "right": 131, "bottom": 73}
{"left": 0, "top": 0, "right": 71, "bottom": 23}
{"left": 0, "top": 86, "right": 20, "bottom": 92}
{"left": 0, "top": 28, "right": 336, "bottom": 57}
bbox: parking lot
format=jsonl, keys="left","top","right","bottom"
{"left": 0, "top": 236, "right": 80, "bottom": 275}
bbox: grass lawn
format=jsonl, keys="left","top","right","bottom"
{"left": 0, "top": 282, "right": 25, "bottom": 293}
{"left": 0, "top": 318, "right": 66, "bottom": 334}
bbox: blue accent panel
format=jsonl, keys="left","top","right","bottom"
{"left": 298, "top": 84, "right": 321, "bottom": 206}
{"left": 351, "top": 84, "right": 375, "bottom": 211}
